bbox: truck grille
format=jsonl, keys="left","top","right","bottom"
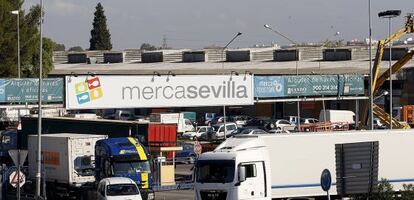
{"left": 200, "top": 190, "right": 227, "bottom": 200}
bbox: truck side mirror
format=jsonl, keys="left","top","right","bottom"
{"left": 238, "top": 166, "right": 246, "bottom": 183}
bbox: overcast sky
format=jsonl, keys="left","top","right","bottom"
{"left": 24, "top": 0, "right": 413, "bottom": 50}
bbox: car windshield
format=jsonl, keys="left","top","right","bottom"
{"left": 106, "top": 184, "right": 139, "bottom": 196}
{"left": 196, "top": 160, "right": 235, "bottom": 183}
{"left": 113, "top": 161, "right": 151, "bottom": 174}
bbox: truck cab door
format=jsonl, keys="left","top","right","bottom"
{"left": 239, "top": 162, "right": 266, "bottom": 199}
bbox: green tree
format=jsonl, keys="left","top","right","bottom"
{"left": 68, "top": 46, "right": 84, "bottom": 52}
{"left": 54, "top": 43, "right": 65, "bottom": 51}
{"left": 402, "top": 184, "right": 414, "bottom": 200}
{"left": 140, "top": 43, "right": 157, "bottom": 51}
{"left": 0, "top": 1, "right": 55, "bottom": 78}
{"left": 372, "top": 179, "right": 395, "bottom": 200}
{"left": 89, "top": 3, "right": 112, "bottom": 50}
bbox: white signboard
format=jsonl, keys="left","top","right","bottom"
{"left": 65, "top": 75, "right": 254, "bottom": 109}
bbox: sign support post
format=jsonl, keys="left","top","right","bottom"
{"left": 320, "top": 169, "right": 332, "bottom": 200}
{"left": 17, "top": 149, "right": 20, "bottom": 200}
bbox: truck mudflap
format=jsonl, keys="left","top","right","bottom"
{"left": 141, "top": 188, "right": 155, "bottom": 200}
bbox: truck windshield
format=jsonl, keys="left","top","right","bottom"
{"left": 106, "top": 184, "right": 139, "bottom": 196}
{"left": 196, "top": 160, "right": 235, "bottom": 183}
{"left": 113, "top": 161, "right": 151, "bottom": 175}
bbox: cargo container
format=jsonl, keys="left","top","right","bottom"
{"left": 20, "top": 116, "right": 177, "bottom": 148}
{"left": 28, "top": 134, "right": 106, "bottom": 198}
{"left": 403, "top": 105, "right": 414, "bottom": 127}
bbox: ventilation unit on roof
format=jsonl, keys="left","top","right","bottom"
{"left": 382, "top": 47, "right": 409, "bottom": 61}
{"left": 141, "top": 52, "right": 163, "bottom": 63}
{"left": 226, "top": 50, "right": 251, "bottom": 62}
{"left": 323, "top": 48, "right": 352, "bottom": 61}
{"left": 183, "top": 51, "right": 207, "bottom": 62}
{"left": 103, "top": 52, "right": 125, "bottom": 63}
{"left": 67, "top": 53, "right": 88, "bottom": 64}
{"left": 273, "top": 49, "right": 301, "bottom": 61}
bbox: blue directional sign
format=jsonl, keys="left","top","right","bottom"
{"left": 320, "top": 169, "right": 332, "bottom": 191}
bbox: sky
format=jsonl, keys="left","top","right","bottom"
{"left": 24, "top": 0, "right": 414, "bottom": 50}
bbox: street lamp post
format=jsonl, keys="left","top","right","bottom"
{"left": 11, "top": 10, "right": 20, "bottom": 78}
{"left": 379, "top": 10, "right": 401, "bottom": 129}
{"left": 221, "top": 32, "right": 242, "bottom": 139}
{"left": 368, "top": 0, "right": 374, "bottom": 130}
{"left": 264, "top": 24, "right": 301, "bottom": 131}
{"left": 36, "top": 0, "right": 44, "bottom": 198}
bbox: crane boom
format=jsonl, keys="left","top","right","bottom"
{"left": 362, "top": 14, "right": 414, "bottom": 129}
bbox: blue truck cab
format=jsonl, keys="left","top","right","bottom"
{"left": 95, "top": 137, "right": 154, "bottom": 200}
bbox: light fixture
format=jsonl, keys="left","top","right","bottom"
{"left": 87, "top": 71, "right": 96, "bottom": 77}
{"left": 244, "top": 70, "right": 252, "bottom": 80}
{"left": 166, "top": 71, "right": 176, "bottom": 82}
{"left": 85, "top": 71, "right": 96, "bottom": 82}
{"left": 152, "top": 71, "right": 161, "bottom": 82}
{"left": 230, "top": 71, "right": 239, "bottom": 81}
{"left": 70, "top": 72, "right": 78, "bottom": 77}
{"left": 153, "top": 71, "right": 161, "bottom": 76}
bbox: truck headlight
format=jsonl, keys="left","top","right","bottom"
{"left": 147, "top": 192, "right": 155, "bottom": 200}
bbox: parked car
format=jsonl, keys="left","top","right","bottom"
{"left": 175, "top": 142, "right": 196, "bottom": 164}
{"left": 268, "top": 129, "right": 291, "bottom": 134}
{"left": 97, "top": 177, "right": 142, "bottom": 200}
{"left": 300, "top": 118, "right": 319, "bottom": 124}
{"left": 373, "top": 118, "right": 387, "bottom": 129}
{"left": 284, "top": 116, "right": 299, "bottom": 125}
{"left": 232, "top": 128, "right": 269, "bottom": 136}
{"left": 274, "top": 119, "right": 297, "bottom": 131}
{"left": 182, "top": 126, "right": 213, "bottom": 140}
{"left": 244, "top": 117, "right": 276, "bottom": 131}
{"left": 201, "top": 123, "right": 238, "bottom": 140}
{"left": 208, "top": 116, "right": 234, "bottom": 125}
{"left": 232, "top": 115, "right": 252, "bottom": 127}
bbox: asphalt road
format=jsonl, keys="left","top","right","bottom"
{"left": 155, "top": 163, "right": 195, "bottom": 200}
{"left": 155, "top": 189, "right": 194, "bottom": 200}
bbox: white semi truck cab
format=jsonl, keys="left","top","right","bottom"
{"left": 195, "top": 131, "right": 414, "bottom": 200}
{"left": 195, "top": 136, "right": 271, "bottom": 200}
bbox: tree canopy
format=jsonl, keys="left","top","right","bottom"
{"left": 140, "top": 43, "right": 157, "bottom": 51}
{"left": 0, "top": 0, "right": 55, "bottom": 78}
{"left": 89, "top": 3, "right": 112, "bottom": 50}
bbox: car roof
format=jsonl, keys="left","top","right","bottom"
{"left": 100, "top": 177, "right": 136, "bottom": 185}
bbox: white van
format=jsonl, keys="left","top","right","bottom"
{"left": 97, "top": 177, "right": 142, "bottom": 200}
{"left": 203, "top": 123, "right": 238, "bottom": 140}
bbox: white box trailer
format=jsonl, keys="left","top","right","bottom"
{"left": 150, "top": 113, "right": 194, "bottom": 133}
{"left": 28, "top": 134, "right": 107, "bottom": 186}
{"left": 195, "top": 130, "right": 414, "bottom": 199}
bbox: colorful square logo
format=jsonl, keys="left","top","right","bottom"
{"left": 75, "top": 77, "right": 103, "bottom": 104}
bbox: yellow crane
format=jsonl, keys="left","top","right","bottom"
{"left": 362, "top": 14, "right": 414, "bottom": 129}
